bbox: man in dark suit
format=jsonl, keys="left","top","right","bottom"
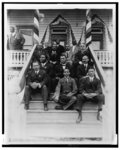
{"left": 46, "top": 41, "right": 65, "bottom": 64}
{"left": 52, "top": 68, "right": 77, "bottom": 110}
{"left": 24, "top": 60, "right": 48, "bottom": 110}
{"left": 75, "top": 67, "right": 104, "bottom": 123}
{"left": 50, "top": 54, "right": 72, "bottom": 93}
{"left": 39, "top": 53, "right": 54, "bottom": 94}
{"left": 55, "top": 54, "right": 72, "bottom": 78}
{"left": 67, "top": 42, "right": 80, "bottom": 64}
{"left": 76, "top": 55, "right": 93, "bottom": 79}
{"left": 7, "top": 26, "right": 25, "bottom": 50}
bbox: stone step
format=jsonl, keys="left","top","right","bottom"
{"left": 26, "top": 123, "right": 102, "bottom": 140}
{"left": 29, "top": 101, "right": 98, "bottom": 110}
{"left": 27, "top": 110, "right": 99, "bottom": 123}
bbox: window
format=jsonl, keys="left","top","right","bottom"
{"left": 92, "top": 23, "right": 104, "bottom": 50}
{"left": 17, "top": 25, "right": 34, "bottom": 50}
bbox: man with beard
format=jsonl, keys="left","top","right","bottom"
{"left": 47, "top": 41, "right": 65, "bottom": 64}
{"left": 39, "top": 53, "right": 54, "bottom": 94}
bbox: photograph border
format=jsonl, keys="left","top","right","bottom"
{"left": 2, "top": 1, "right": 119, "bottom": 148}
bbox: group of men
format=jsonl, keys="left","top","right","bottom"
{"left": 24, "top": 40, "right": 104, "bottom": 123}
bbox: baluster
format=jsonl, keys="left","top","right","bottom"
{"left": 13, "top": 52, "right": 15, "bottom": 65}
{"left": 17, "top": 52, "right": 19, "bottom": 65}
{"left": 101, "top": 51, "right": 103, "bottom": 65}
{"left": 20, "top": 52, "right": 23, "bottom": 65}
{"left": 103, "top": 51, "right": 107, "bottom": 65}
{"left": 22, "top": 52, "right": 25, "bottom": 64}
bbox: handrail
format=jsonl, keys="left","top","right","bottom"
{"left": 8, "top": 44, "right": 37, "bottom": 94}
{"left": 89, "top": 45, "right": 106, "bottom": 87}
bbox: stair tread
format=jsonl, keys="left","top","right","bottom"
{"left": 27, "top": 110, "right": 98, "bottom": 113}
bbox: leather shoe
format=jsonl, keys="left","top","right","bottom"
{"left": 55, "top": 105, "right": 63, "bottom": 110}
{"left": 76, "top": 114, "right": 82, "bottom": 123}
{"left": 44, "top": 104, "right": 48, "bottom": 111}
{"left": 24, "top": 104, "right": 29, "bottom": 110}
{"left": 97, "top": 111, "right": 102, "bottom": 122}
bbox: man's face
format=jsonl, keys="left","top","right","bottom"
{"left": 65, "top": 45, "right": 70, "bottom": 51}
{"left": 88, "top": 68, "right": 95, "bottom": 77}
{"left": 52, "top": 42, "right": 57, "bottom": 50}
{"left": 10, "top": 27, "right": 15, "bottom": 33}
{"left": 80, "top": 44, "right": 86, "bottom": 53}
{"left": 40, "top": 55, "right": 46, "bottom": 63}
{"left": 82, "top": 56, "right": 89, "bottom": 64}
{"left": 64, "top": 69, "right": 70, "bottom": 77}
{"left": 37, "top": 45, "right": 43, "bottom": 50}
{"left": 60, "top": 56, "right": 66, "bottom": 64}
{"left": 33, "top": 62, "right": 40, "bottom": 71}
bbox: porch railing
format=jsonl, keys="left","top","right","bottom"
{"left": 7, "top": 50, "right": 30, "bottom": 67}
{"left": 89, "top": 45, "right": 115, "bottom": 143}
{"left": 7, "top": 50, "right": 113, "bottom": 68}
{"left": 94, "top": 50, "right": 113, "bottom": 67}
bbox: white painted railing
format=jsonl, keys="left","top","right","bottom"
{"left": 7, "top": 50, "right": 30, "bottom": 67}
{"left": 94, "top": 50, "right": 113, "bottom": 67}
{"left": 8, "top": 50, "right": 113, "bottom": 68}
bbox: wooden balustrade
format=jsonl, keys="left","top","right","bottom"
{"left": 89, "top": 45, "right": 115, "bottom": 144}
{"left": 94, "top": 50, "right": 113, "bottom": 67}
{"left": 7, "top": 45, "right": 37, "bottom": 140}
{"left": 7, "top": 50, "right": 30, "bottom": 67}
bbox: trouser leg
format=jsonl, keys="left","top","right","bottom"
{"left": 51, "top": 78, "right": 59, "bottom": 93}
{"left": 24, "top": 86, "right": 32, "bottom": 109}
{"left": 92, "top": 94, "right": 104, "bottom": 111}
{"left": 75, "top": 94, "right": 87, "bottom": 123}
{"left": 59, "top": 94, "right": 70, "bottom": 106}
{"left": 63, "top": 96, "right": 77, "bottom": 110}
{"left": 41, "top": 85, "right": 48, "bottom": 104}
{"left": 75, "top": 94, "right": 87, "bottom": 113}
{"left": 46, "top": 76, "right": 51, "bottom": 97}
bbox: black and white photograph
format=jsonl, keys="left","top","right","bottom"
{"left": 1, "top": 2, "right": 118, "bottom": 146}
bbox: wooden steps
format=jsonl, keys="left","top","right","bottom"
{"left": 27, "top": 100, "right": 99, "bottom": 123}
{"left": 25, "top": 96, "right": 102, "bottom": 143}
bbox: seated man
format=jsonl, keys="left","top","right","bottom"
{"left": 39, "top": 53, "right": 54, "bottom": 94}
{"left": 52, "top": 68, "right": 77, "bottom": 110}
{"left": 76, "top": 55, "right": 94, "bottom": 80}
{"left": 46, "top": 41, "right": 65, "bottom": 64}
{"left": 75, "top": 67, "right": 104, "bottom": 123}
{"left": 51, "top": 54, "right": 72, "bottom": 93}
{"left": 24, "top": 60, "right": 48, "bottom": 111}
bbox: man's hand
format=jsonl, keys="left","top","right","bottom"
{"left": 66, "top": 92, "right": 73, "bottom": 97}
{"left": 30, "top": 82, "right": 38, "bottom": 89}
{"left": 38, "top": 83, "right": 42, "bottom": 88}
{"left": 83, "top": 92, "right": 98, "bottom": 99}
{"left": 52, "top": 93, "right": 59, "bottom": 102}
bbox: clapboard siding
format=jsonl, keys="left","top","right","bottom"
{"left": 39, "top": 9, "right": 86, "bottom": 44}
{"left": 8, "top": 10, "right": 34, "bottom": 26}
{"left": 8, "top": 9, "right": 112, "bottom": 49}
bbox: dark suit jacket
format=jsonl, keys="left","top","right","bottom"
{"left": 56, "top": 77, "right": 77, "bottom": 95}
{"left": 79, "top": 76, "right": 102, "bottom": 94}
{"left": 39, "top": 61, "right": 54, "bottom": 78}
{"left": 76, "top": 63, "right": 93, "bottom": 79}
{"left": 7, "top": 33, "right": 25, "bottom": 50}
{"left": 46, "top": 45, "right": 65, "bottom": 63}
{"left": 55, "top": 62, "right": 72, "bottom": 78}
{"left": 27, "top": 69, "right": 48, "bottom": 87}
